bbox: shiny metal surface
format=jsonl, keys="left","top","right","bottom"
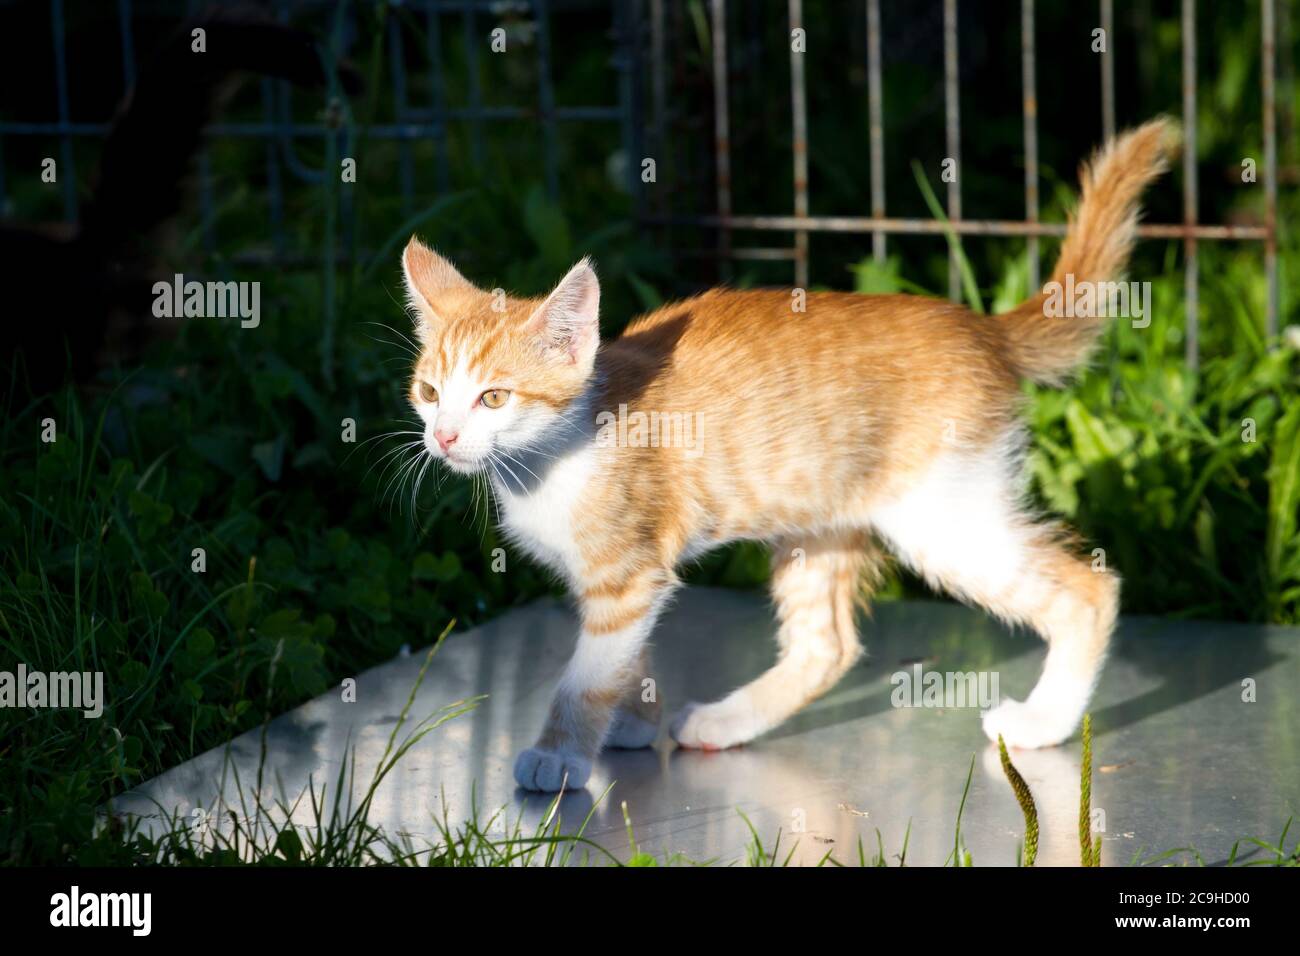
{"left": 113, "top": 588, "right": 1300, "bottom": 866}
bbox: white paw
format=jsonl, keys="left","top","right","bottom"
{"left": 982, "top": 697, "right": 1079, "bottom": 750}
{"left": 669, "top": 700, "right": 759, "bottom": 751}
{"left": 513, "top": 746, "right": 592, "bottom": 792}
{"left": 604, "top": 708, "right": 660, "bottom": 749}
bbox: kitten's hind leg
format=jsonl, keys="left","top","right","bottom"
{"left": 604, "top": 647, "right": 662, "bottom": 749}
{"left": 977, "top": 537, "right": 1118, "bottom": 749}
{"left": 870, "top": 454, "right": 1118, "bottom": 749}
{"left": 670, "top": 531, "right": 878, "bottom": 750}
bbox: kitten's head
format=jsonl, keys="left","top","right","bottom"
{"left": 400, "top": 237, "right": 600, "bottom": 475}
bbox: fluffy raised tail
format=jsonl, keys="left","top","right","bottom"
{"left": 1001, "top": 117, "right": 1181, "bottom": 386}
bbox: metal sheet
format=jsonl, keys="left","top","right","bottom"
{"left": 112, "top": 588, "right": 1300, "bottom": 866}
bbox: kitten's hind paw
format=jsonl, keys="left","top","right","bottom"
{"left": 669, "top": 700, "right": 755, "bottom": 751}
{"left": 982, "top": 697, "right": 1079, "bottom": 750}
{"left": 513, "top": 747, "right": 592, "bottom": 792}
{"left": 604, "top": 707, "right": 660, "bottom": 749}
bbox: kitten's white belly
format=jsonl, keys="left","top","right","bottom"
{"left": 495, "top": 444, "right": 596, "bottom": 583}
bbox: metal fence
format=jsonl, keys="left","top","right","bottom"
{"left": 657, "top": 0, "right": 1285, "bottom": 371}
{"left": 0, "top": 0, "right": 641, "bottom": 258}
{"left": 0, "top": 0, "right": 1287, "bottom": 371}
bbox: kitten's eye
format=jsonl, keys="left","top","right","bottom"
{"left": 418, "top": 382, "right": 438, "bottom": 403}
{"left": 480, "top": 389, "right": 510, "bottom": 409}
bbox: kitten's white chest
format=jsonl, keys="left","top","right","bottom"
{"left": 495, "top": 444, "right": 596, "bottom": 581}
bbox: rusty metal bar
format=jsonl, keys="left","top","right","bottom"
{"left": 711, "top": 0, "right": 732, "bottom": 280}
{"left": 649, "top": 213, "right": 1267, "bottom": 241}
{"left": 1183, "top": 0, "right": 1199, "bottom": 370}
{"left": 1022, "top": 0, "right": 1040, "bottom": 290}
{"left": 1263, "top": 0, "right": 1279, "bottom": 342}
{"left": 680, "top": 247, "right": 799, "bottom": 261}
{"left": 944, "top": 0, "right": 961, "bottom": 301}
{"left": 867, "top": 0, "right": 885, "bottom": 263}
{"left": 789, "top": 0, "right": 809, "bottom": 288}
{"left": 1101, "top": 0, "right": 1115, "bottom": 140}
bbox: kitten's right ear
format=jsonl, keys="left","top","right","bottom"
{"left": 402, "top": 237, "right": 470, "bottom": 335}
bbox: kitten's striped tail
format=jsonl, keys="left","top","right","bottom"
{"left": 1000, "top": 116, "right": 1180, "bottom": 386}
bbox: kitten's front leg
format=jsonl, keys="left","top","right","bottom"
{"left": 514, "top": 572, "right": 672, "bottom": 792}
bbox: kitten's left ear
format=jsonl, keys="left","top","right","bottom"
{"left": 526, "top": 257, "right": 601, "bottom": 369}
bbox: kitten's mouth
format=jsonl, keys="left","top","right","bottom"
{"left": 441, "top": 450, "right": 483, "bottom": 475}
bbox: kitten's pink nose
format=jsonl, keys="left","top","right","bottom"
{"left": 435, "top": 429, "right": 459, "bottom": 453}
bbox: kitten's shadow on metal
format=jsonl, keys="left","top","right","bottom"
{"left": 658, "top": 594, "right": 1285, "bottom": 745}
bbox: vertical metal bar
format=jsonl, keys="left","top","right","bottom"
{"left": 322, "top": 86, "right": 338, "bottom": 387}
{"left": 711, "top": 0, "right": 732, "bottom": 279}
{"left": 463, "top": 3, "right": 484, "bottom": 168}
{"left": 615, "top": 0, "right": 643, "bottom": 203}
{"left": 1278, "top": 0, "right": 1294, "bottom": 166}
{"left": 1135, "top": 0, "right": 1156, "bottom": 102}
{"left": 426, "top": 4, "right": 449, "bottom": 194}
{"left": 1262, "top": 0, "right": 1279, "bottom": 342}
{"left": 650, "top": 0, "right": 667, "bottom": 214}
{"left": 634, "top": 1, "right": 648, "bottom": 207}
{"left": 117, "top": 0, "right": 136, "bottom": 90}
{"left": 50, "top": 0, "right": 76, "bottom": 221}
{"left": 943, "top": 0, "right": 961, "bottom": 301}
{"left": 270, "top": 0, "right": 290, "bottom": 262}
{"left": 1182, "top": 0, "right": 1199, "bottom": 371}
{"left": 1101, "top": 0, "right": 1118, "bottom": 392}
{"left": 866, "top": 0, "right": 885, "bottom": 263}
{"left": 789, "top": 0, "right": 809, "bottom": 288}
{"left": 535, "top": 0, "right": 560, "bottom": 199}
{"left": 262, "top": 80, "right": 284, "bottom": 258}
{"left": 1022, "top": 0, "right": 1039, "bottom": 290}
{"left": 388, "top": 15, "right": 415, "bottom": 216}
{"left": 1100, "top": 0, "right": 1115, "bottom": 140}
{"left": 198, "top": 150, "right": 216, "bottom": 256}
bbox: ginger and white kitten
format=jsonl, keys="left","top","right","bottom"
{"left": 400, "top": 118, "right": 1178, "bottom": 792}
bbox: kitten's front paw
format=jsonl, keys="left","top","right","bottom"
{"left": 669, "top": 700, "right": 756, "bottom": 751}
{"left": 982, "top": 698, "right": 1079, "bottom": 749}
{"left": 513, "top": 746, "right": 592, "bottom": 792}
{"left": 604, "top": 707, "right": 660, "bottom": 749}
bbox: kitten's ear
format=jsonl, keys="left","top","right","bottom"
{"left": 401, "top": 237, "right": 471, "bottom": 334}
{"left": 526, "top": 257, "right": 600, "bottom": 368}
